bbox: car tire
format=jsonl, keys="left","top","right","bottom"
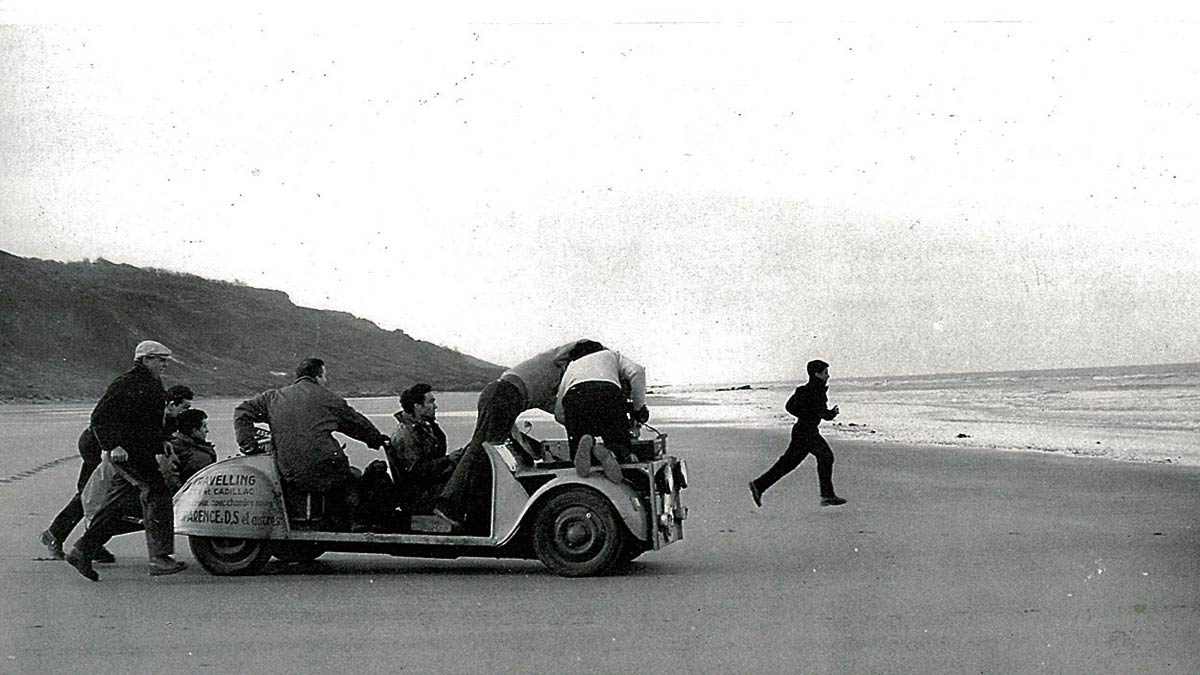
{"left": 271, "top": 542, "right": 325, "bottom": 564}
{"left": 532, "top": 488, "right": 626, "bottom": 577}
{"left": 189, "top": 536, "right": 272, "bottom": 576}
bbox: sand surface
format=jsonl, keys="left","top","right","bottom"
{"left": 3, "top": 424, "right": 1198, "bottom": 674}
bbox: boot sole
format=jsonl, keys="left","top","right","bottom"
{"left": 748, "top": 482, "right": 763, "bottom": 507}
{"left": 594, "top": 446, "right": 623, "bottom": 484}
{"left": 574, "top": 435, "right": 595, "bottom": 478}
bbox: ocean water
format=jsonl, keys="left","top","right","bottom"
{"left": 3, "top": 364, "right": 1196, "bottom": 480}
{"left": 650, "top": 362, "right": 1200, "bottom": 466}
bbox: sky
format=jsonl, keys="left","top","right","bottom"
{"left": 2, "top": 3, "right": 1198, "bottom": 385}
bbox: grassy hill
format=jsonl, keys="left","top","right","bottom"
{"left": 0, "top": 251, "right": 503, "bottom": 400}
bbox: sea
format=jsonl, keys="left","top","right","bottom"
{"left": 2, "top": 362, "right": 1197, "bottom": 480}
{"left": 649, "top": 362, "right": 1200, "bottom": 466}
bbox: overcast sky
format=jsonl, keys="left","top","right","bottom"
{"left": 2, "top": 4, "right": 1198, "bottom": 384}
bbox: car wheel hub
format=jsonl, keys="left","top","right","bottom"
{"left": 555, "top": 508, "right": 602, "bottom": 554}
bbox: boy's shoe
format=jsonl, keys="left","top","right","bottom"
{"left": 748, "top": 482, "right": 763, "bottom": 507}
{"left": 148, "top": 556, "right": 187, "bottom": 576}
{"left": 593, "top": 445, "right": 623, "bottom": 484}
{"left": 820, "top": 496, "right": 847, "bottom": 507}
{"left": 92, "top": 546, "right": 117, "bottom": 564}
{"left": 40, "top": 530, "right": 65, "bottom": 560}
{"left": 66, "top": 548, "right": 99, "bottom": 581}
{"left": 574, "top": 435, "right": 595, "bottom": 478}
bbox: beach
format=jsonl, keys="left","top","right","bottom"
{"left": 2, "top": 394, "right": 1198, "bottom": 673}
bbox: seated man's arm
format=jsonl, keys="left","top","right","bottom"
{"left": 334, "top": 401, "right": 389, "bottom": 450}
{"left": 233, "top": 393, "right": 271, "bottom": 453}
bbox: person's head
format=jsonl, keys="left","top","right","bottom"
{"left": 164, "top": 385, "right": 194, "bottom": 417}
{"left": 807, "top": 359, "right": 830, "bottom": 382}
{"left": 296, "top": 357, "right": 327, "bottom": 385}
{"left": 400, "top": 383, "right": 437, "bottom": 421}
{"left": 567, "top": 340, "right": 606, "bottom": 362}
{"left": 134, "top": 340, "right": 176, "bottom": 378}
{"left": 176, "top": 408, "right": 208, "bottom": 441}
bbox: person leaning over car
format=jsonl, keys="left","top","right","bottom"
{"left": 431, "top": 339, "right": 592, "bottom": 531}
{"left": 554, "top": 340, "right": 648, "bottom": 484}
{"left": 233, "top": 357, "right": 389, "bottom": 530}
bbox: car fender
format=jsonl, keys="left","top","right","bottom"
{"left": 173, "top": 454, "right": 287, "bottom": 539}
{"left": 517, "top": 476, "right": 649, "bottom": 544}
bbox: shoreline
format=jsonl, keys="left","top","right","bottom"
{"left": 3, "top": 389, "right": 1196, "bottom": 469}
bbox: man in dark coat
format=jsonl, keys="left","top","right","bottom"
{"left": 167, "top": 408, "right": 217, "bottom": 487}
{"left": 749, "top": 359, "right": 847, "bottom": 507}
{"left": 387, "top": 383, "right": 455, "bottom": 510}
{"left": 43, "top": 384, "right": 193, "bottom": 563}
{"left": 233, "top": 357, "right": 389, "bottom": 529}
{"left": 65, "top": 340, "right": 188, "bottom": 581}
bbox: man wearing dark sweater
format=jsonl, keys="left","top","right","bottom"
{"left": 65, "top": 340, "right": 188, "bottom": 581}
{"left": 749, "top": 359, "right": 846, "bottom": 507}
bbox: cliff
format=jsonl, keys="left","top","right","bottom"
{"left": 0, "top": 251, "right": 503, "bottom": 400}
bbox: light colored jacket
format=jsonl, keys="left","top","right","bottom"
{"left": 554, "top": 350, "right": 646, "bottom": 424}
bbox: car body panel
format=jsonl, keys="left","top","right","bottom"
{"left": 173, "top": 434, "right": 686, "bottom": 567}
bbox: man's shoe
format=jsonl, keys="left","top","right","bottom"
{"left": 65, "top": 548, "right": 99, "bottom": 581}
{"left": 39, "top": 530, "right": 65, "bottom": 560}
{"left": 148, "top": 556, "right": 187, "bottom": 576}
{"left": 574, "top": 435, "right": 595, "bottom": 478}
{"left": 594, "top": 445, "right": 623, "bottom": 484}
{"left": 92, "top": 546, "right": 116, "bottom": 564}
{"left": 820, "top": 496, "right": 847, "bottom": 507}
{"left": 431, "top": 506, "right": 464, "bottom": 531}
{"left": 748, "top": 481, "right": 763, "bottom": 507}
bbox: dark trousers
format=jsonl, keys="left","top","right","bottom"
{"left": 562, "top": 381, "right": 633, "bottom": 462}
{"left": 46, "top": 429, "right": 103, "bottom": 544}
{"left": 289, "top": 461, "right": 365, "bottom": 526}
{"left": 397, "top": 456, "right": 456, "bottom": 511}
{"left": 753, "top": 426, "right": 836, "bottom": 498}
{"left": 435, "top": 379, "right": 519, "bottom": 527}
{"left": 76, "top": 462, "right": 175, "bottom": 559}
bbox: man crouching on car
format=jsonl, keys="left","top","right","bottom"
{"left": 234, "top": 357, "right": 390, "bottom": 531}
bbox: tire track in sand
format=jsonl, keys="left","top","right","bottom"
{"left": 0, "top": 455, "right": 77, "bottom": 485}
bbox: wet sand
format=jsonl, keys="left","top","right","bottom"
{"left": 3, "top": 424, "right": 1199, "bottom": 673}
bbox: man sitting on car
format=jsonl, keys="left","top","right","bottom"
{"left": 387, "top": 383, "right": 459, "bottom": 511}
{"left": 166, "top": 408, "right": 217, "bottom": 488}
{"left": 234, "top": 357, "right": 389, "bottom": 531}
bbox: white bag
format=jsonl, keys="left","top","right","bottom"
{"left": 80, "top": 460, "right": 117, "bottom": 528}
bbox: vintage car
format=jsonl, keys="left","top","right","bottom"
{"left": 173, "top": 431, "right": 688, "bottom": 577}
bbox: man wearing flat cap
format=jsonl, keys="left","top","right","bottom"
{"left": 65, "top": 340, "right": 188, "bottom": 581}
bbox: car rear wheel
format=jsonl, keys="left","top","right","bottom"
{"left": 189, "top": 536, "right": 272, "bottom": 576}
{"left": 532, "top": 488, "right": 626, "bottom": 577}
{"left": 272, "top": 541, "right": 325, "bottom": 563}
